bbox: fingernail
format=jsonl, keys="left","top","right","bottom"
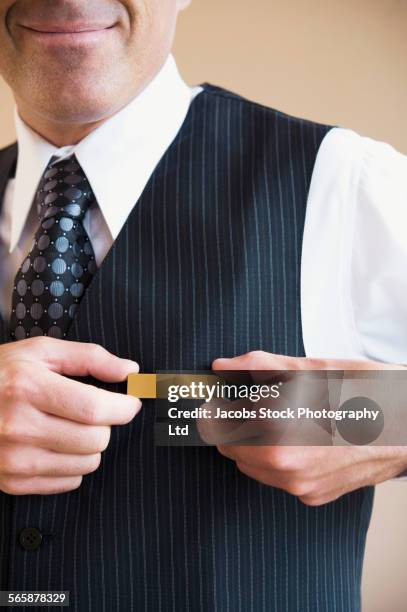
{"left": 124, "top": 360, "right": 139, "bottom": 373}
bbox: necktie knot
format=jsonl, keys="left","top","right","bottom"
{"left": 36, "top": 154, "right": 95, "bottom": 223}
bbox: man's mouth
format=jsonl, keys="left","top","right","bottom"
{"left": 18, "top": 22, "right": 116, "bottom": 36}
{"left": 15, "top": 21, "right": 118, "bottom": 48}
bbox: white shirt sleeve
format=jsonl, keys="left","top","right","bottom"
{"left": 301, "top": 127, "right": 407, "bottom": 365}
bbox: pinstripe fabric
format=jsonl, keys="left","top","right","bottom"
{"left": 0, "top": 86, "right": 374, "bottom": 611}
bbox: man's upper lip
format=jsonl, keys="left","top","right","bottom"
{"left": 20, "top": 22, "right": 114, "bottom": 33}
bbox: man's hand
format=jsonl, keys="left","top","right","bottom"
{"left": 0, "top": 338, "right": 140, "bottom": 496}
{"left": 212, "top": 351, "right": 407, "bottom": 506}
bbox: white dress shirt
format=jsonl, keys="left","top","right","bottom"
{"left": 1, "top": 54, "right": 407, "bottom": 368}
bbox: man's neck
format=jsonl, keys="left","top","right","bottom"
{"left": 15, "top": 98, "right": 112, "bottom": 148}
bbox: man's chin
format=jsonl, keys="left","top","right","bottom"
{"left": 23, "top": 69, "right": 123, "bottom": 119}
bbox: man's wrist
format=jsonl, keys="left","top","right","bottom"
{"left": 396, "top": 450, "right": 407, "bottom": 478}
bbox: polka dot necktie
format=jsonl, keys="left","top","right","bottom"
{"left": 10, "top": 155, "right": 98, "bottom": 341}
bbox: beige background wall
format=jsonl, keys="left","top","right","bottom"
{"left": 1, "top": 1, "right": 406, "bottom": 610}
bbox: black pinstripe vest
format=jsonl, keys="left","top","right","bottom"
{"left": 0, "top": 86, "right": 374, "bottom": 612}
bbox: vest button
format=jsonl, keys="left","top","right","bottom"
{"left": 19, "top": 527, "right": 43, "bottom": 551}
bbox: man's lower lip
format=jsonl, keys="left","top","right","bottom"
{"left": 19, "top": 26, "right": 115, "bottom": 44}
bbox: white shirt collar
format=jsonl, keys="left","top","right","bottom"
{"left": 11, "top": 54, "right": 195, "bottom": 252}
